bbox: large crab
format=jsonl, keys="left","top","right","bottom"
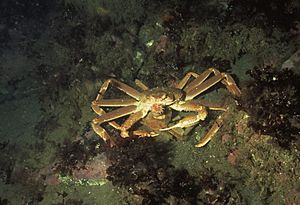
{"left": 91, "top": 68, "right": 241, "bottom": 147}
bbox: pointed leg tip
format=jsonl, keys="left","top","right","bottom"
{"left": 195, "top": 143, "right": 204, "bottom": 148}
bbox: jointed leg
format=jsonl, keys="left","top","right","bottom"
{"left": 220, "top": 73, "right": 242, "bottom": 97}
{"left": 184, "top": 68, "right": 222, "bottom": 94}
{"left": 92, "top": 78, "right": 140, "bottom": 129}
{"left": 92, "top": 105, "right": 138, "bottom": 125}
{"left": 176, "top": 72, "right": 200, "bottom": 89}
{"left": 132, "top": 127, "right": 183, "bottom": 139}
{"left": 92, "top": 105, "right": 137, "bottom": 146}
{"left": 184, "top": 68, "right": 241, "bottom": 100}
{"left": 91, "top": 99, "right": 122, "bottom": 147}
{"left": 95, "top": 78, "right": 142, "bottom": 101}
{"left": 132, "top": 130, "right": 159, "bottom": 137}
{"left": 195, "top": 110, "right": 228, "bottom": 147}
{"left": 135, "top": 79, "right": 149, "bottom": 90}
{"left": 91, "top": 103, "right": 121, "bottom": 130}
{"left": 160, "top": 101, "right": 225, "bottom": 141}
{"left": 197, "top": 101, "right": 227, "bottom": 111}
{"left": 91, "top": 79, "right": 142, "bottom": 145}
{"left": 119, "top": 111, "right": 147, "bottom": 138}
{"left": 159, "top": 100, "right": 227, "bottom": 147}
{"left": 91, "top": 98, "right": 138, "bottom": 130}
{"left": 91, "top": 122, "right": 116, "bottom": 147}
{"left": 160, "top": 100, "right": 208, "bottom": 130}
{"left": 168, "top": 127, "right": 185, "bottom": 139}
{"left": 92, "top": 99, "right": 137, "bottom": 107}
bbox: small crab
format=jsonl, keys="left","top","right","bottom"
{"left": 91, "top": 68, "right": 241, "bottom": 147}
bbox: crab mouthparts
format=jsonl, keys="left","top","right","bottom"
{"left": 151, "top": 104, "right": 164, "bottom": 114}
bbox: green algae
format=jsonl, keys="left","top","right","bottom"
{"left": 40, "top": 182, "right": 129, "bottom": 205}
{"left": 58, "top": 174, "right": 108, "bottom": 186}
{"left": 1, "top": 0, "right": 299, "bottom": 204}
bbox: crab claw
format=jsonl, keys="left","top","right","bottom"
{"left": 160, "top": 115, "right": 201, "bottom": 131}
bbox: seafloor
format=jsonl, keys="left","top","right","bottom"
{"left": 0, "top": 0, "right": 299, "bottom": 204}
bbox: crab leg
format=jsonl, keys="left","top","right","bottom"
{"left": 95, "top": 78, "right": 142, "bottom": 101}
{"left": 159, "top": 100, "right": 229, "bottom": 147}
{"left": 91, "top": 122, "right": 116, "bottom": 147}
{"left": 92, "top": 98, "right": 120, "bottom": 147}
{"left": 118, "top": 111, "right": 148, "bottom": 138}
{"left": 133, "top": 128, "right": 184, "bottom": 139}
{"left": 132, "top": 130, "right": 159, "bottom": 137}
{"left": 91, "top": 98, "right": 137, "bottom": 131}
{"left": 92, "top": 79, "right": 150, "bottom": 140}
{"left": 135, "top": 79, "right": 149, "bottom": 90}
{"left": 92, "top": 105, "right": 138, "bottom": 146}
{"left": 184, "top": 68, "right": 241, "bottom": 100}
{"left": 132, "top": 127, "right": 183, "bottom": 139}
{"left": 160, "top": 100, "right": 208, "bottom": 130}
{"left": 221, "top": 73, "right": 242, "bottom": 97}
{"left": 91, "top": 78, "right": 142, "bottom": 144}
{"left": 162, "top": 102, "right": 226, "bottom": 139}
{"left": 197, "top": 101, "right": 227, "bottom": 111}
{"left": 91, "top": 99, "right": 137, "bottom": 138}
{"left": 168, "top": 127, "right": 185, "bottom": 139}
{"left": 93, "top": 105, "right": 138, "bottom": 124}
{"left": 176, "top": 72, "right": 200, "bottom": 89}
{"left": 195, "top": 109, "right": 228, "bottom": 147}
{"left": 183, "top": 68, "right": 221, "bottom": 93}
{"left": 91, "top": 105, "right": 120, "bottom": 129}
{"left": 92, "top": 99, "right": 137, "bottom": 107}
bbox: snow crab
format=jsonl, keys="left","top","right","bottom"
{"left": 91, "top": 68, "right": 241, "bottom": 147}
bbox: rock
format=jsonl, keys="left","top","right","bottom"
{"left": 282, "top": 50, "right": 300, "bottom": 75}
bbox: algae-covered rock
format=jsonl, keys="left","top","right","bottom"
{"left": 64, "top": 0, "right": 148, "bottom": 26}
